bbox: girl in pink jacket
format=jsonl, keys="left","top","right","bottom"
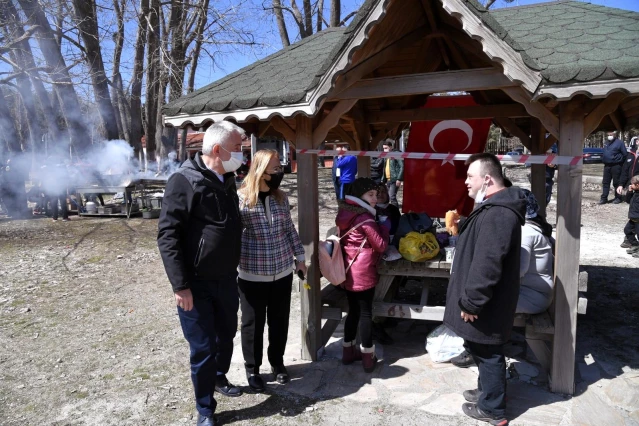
{"left": 335, "top": 177, "right": 390, "bottom": 372}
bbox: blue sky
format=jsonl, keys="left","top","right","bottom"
{"left": 196, "top": 0, "right": 639, "bottom": 90}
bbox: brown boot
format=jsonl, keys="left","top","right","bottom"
{"left": 361, "top": 345, "right": 377, "bottom": 373}
{"left": 342, "top": 340, "right": 362, "bottom": 365}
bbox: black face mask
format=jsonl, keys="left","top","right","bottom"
{"left": 265, "top": 171, "right": 284, "bottom": 190}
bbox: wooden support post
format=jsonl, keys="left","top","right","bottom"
{"left": 296, "top": 115, "right": 322, "bottom": 361}
{"left": 357, "top": 156, "right": 371, "bottom": 178}
{"left": 530, "top": 120, "right": 547, "bottom": 216}
{"left": 551, "top": 100, "right": 584, "bottom": 394}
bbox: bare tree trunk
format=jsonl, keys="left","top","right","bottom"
{"left": 145, "top": 0, "right": 161, "bottom": 169}
{"left": 168, "top": 0, "right": 186, "bottom": 102}
{"left": 111, "top": 0, "right": 128, "bottom": 141}
{"left": 303, "top": 0, "right": 312, "bottom": 37}
{"left": 71, "top": 0, "right": 119, "bottom": 140}
{"left": 316, "top": 0, "right": 324, "bottom": 32}
{"left": 330, "top": 0, "right": 340, "bottom": 27}
{"left": 130, "top": 0, "right": 149, "bottom": 165}
{"left": 0, "top": 88, "right": 22, "bottom": 152}
{"left": 289, "top": 1, "right": 307, "bottom": 38}
{"left": 187, "top": 0, "right": 209, "bottom": 92}
{"left": 272, "top": 0, "right": 290, "bottom": 47}
{"left": 16, "top": 0, "right": 89, "bottom": 154}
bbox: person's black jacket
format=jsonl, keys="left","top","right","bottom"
{"left": 619, "top": 151, "right": 639, "bottom": 189}
{"left": 443, "top": 186, "right": 526, "bottom": 345}
{"left": 370, "top": 157, "right": 384, "bottom": 183}
{"left": 157, "top": 152, "right": 242, "bottom": 292}
{"left": 603, "top": 138, "right": 627, "bottom": 164}
{"left": 629, "top": 191, "right": 639, "bottom": 221}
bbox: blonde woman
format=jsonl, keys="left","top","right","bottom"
{"left": 237, "top": 149, "right": 306, "bottom": 392}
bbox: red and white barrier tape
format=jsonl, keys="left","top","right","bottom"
{"left": 295, "top": 150, "right": 582, "bottom": 166}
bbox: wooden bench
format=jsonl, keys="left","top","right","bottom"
{"left": 318, "top": 259, "right": 589, "bottom": 384}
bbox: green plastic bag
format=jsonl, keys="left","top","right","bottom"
{"left": 398, "top": 231, "right": 440, "bottom": 262}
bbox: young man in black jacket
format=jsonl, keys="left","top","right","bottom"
{"left": 444, "top": 153, "right": 526, "bottom": 425}
{"left": 158, "top": 121, "right": 246, "bottom": 426}
{"left": 600, "top": 131, "right": 628, "bottom": 204}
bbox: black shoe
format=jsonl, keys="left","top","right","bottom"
{"left": 372, "top": 323, "right": 394, "bottom": 345}
{"left": 620, "top": 240, "right": 637, "bottom": 248}
{"left": 271, "top": 365, "right": 289, "bottom": 384}
{"left": 598, "top": 199, "right": 608, "bottom": 205}
{"left": 627, "top": 246, "right": 639, "bottom": 254}
{"left": 450, "top": 350, "right": 475, "bottom": 368}
{"left": 612, "top": 198, "right": 622, "bottom": 204}
{"left": 246, "top": 372, "right": 265, "bottom": 392}
{"left": 196, "top": 413, "right": 218, "bottom": 426}
{"left": 463, "top": 388, "right": 480, "bottom": 403}
{"left": 462, "top": 403, "right": 508, "bottom": 425}
{"left": 215, "top": 374, "right": 242, "bottom": 397}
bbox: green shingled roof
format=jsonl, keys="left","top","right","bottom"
{"left": 490, "top": 0, "right": 639, "bottom": 83}
{"left": 164, "top": 0, "right": 639, "bottom": 117}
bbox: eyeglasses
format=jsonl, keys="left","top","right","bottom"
{"left": 268, "top": 166, "right": 283, "bottom": 173}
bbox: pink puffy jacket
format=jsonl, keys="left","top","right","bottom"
{"left": 335, "top": 199, "right": 389, "bottom": 292}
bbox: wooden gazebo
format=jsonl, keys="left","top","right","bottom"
{"left": 164, "top": 0, "right": 639, "bottom": 394}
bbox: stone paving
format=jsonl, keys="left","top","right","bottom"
{"left": 222, "top": 311, "right": 639, "bottom": 425}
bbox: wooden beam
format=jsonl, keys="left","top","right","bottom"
{"left": 331, "top": 26, "right": 436, "bottom": 95}
{"left": 357, "top": 156, "right": 371, "bottom": 178}
{"left": 296, "top": 115, "right": 321, "bottom": 361}
{"left": 551, "top": 99, "right": 585, "bottom": 395}
{"left": 331, "top": 68, "right": 518, "bottom": 101}
{"left": 609, "top": 110, "right": 625, "bottom": 132}
{"left": 583, "top": 92, "right": 626, "bottom": 136}
{"left": 620, "top": 96, "right": 639, "bottom": 112}
{"left": 502, "top": 86, "right": 560, "bottom": 139}
{"left": 530, "top": 120, "right": 547, "bottom": 216}
{"left": 367, "top": 104, "right": 528, "bottom": 124}
{"left": 493, "top": 117, "right": 530, "bottom": 147}
{"left": 372, "top": 123, "right": 401, "bottom": 146}
{"left": 257, "top": 121, "right": 272, "bottom": 138}
{"left": 270, "top": 116, "right": 296, "bottom": 143}
{"left": 420, "top": 0, "right": 450, "bottom": 68}
{"left": 333, "top": 124, "right": 357, "bottom": 148}
{"left": 544, "top": 133, "right": 558, "bottom": 152}
{"left": 312, "top": 99, "right": 358, "bottom": 148}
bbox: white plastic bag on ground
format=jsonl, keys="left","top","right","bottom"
{"left": 425, "top": 324, "right": 465, "bottom": 363}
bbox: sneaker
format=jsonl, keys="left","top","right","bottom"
{"left": 462, "top": 402, "right": 508, "bottom": 425}
{"left": 451, "top": 350, "right": 475, "bottom": 368}
{"left": 598, "top": 199, "right": 608, "bottom": 205}
{"left": 627, "top": 246, "right": 639, "bottom": 254}
{"left": 612, "top": 198, "right": 622, "bottom": 204}
{"left": 62, "top": 218, "right": 70, "bottom": 222}
{"left": 463, "top": 388, "right": 480, "bottom": 403}
{"left": 633, "top": 252, "right": 639, "bottom": 258}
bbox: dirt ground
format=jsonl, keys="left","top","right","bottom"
{"left": 1, "top": 165, "right": 638, "bottom": 425}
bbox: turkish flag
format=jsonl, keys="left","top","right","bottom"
{"left": 402, "top": 96, "right": 492, "bottom": 218}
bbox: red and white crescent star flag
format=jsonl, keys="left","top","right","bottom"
{"left": 402, "top": 96, "right": 492, "bottom": 218}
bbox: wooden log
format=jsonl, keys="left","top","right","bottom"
{"left": 297, "top": 115, "right": 322, "bottom": 361}
{"left": 551, "top": 100, "right": 585, "bottom": 395}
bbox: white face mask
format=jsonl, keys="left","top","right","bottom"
{"left": 474, "top": 177, "right": 489, "bottom": 204}
{"left": 608, "top": 135, "right": 615, "bottom": 141}
{"left": 220, "top": 146, "right": 243, "bottom": 172}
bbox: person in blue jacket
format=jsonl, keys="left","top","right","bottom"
{"left": 335, "top": 147, "right": 358, "bottom": 199}
{"left": 600, "top": 131, "right": 628, "bottom": 205}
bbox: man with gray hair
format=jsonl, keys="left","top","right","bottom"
{"left": 158, "top": 121, "right": 246, "bottom": 426}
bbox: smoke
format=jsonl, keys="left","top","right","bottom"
{"left": 83, "top": 139, "right": 134, "bottom": 175}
